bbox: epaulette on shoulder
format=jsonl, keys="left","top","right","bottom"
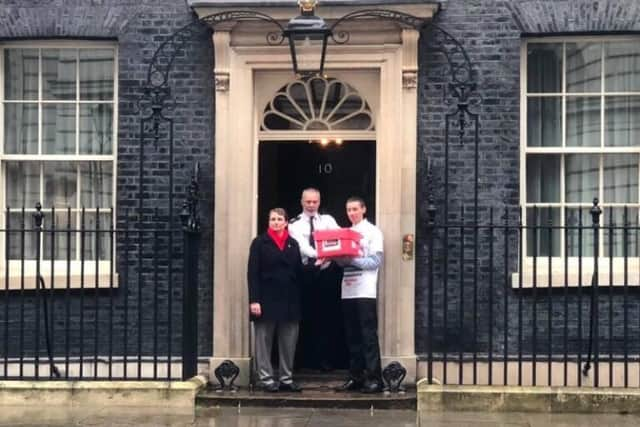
{"left": 289, "top": 214, "right": 302, "bottom": 224}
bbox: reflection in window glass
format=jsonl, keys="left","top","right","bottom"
{"left": 43, "top": 212, "right": 77, "bottom": 260}
{"left": 605, "top": 96, "right": 640, "bottom": 147}
{"left": 603, "top": 208, "right": 639, "bottom": 257}
{"left": 79, "top": 49, "right": 114, "bottom": 100}
{"left": 6, "top": 162, "right": 40, "bottom": 208}
{"left": 565, "top": 154, "right": 599, "bottom": 203}
{"left": 80, "top": 162, "right": 113, "bottom": 208}
{"left": 4, "top": 103, "right": 38, "bottom": 154}
{"left": 4, "top": 49, "right": 38, "bottom": 100}
{"left": 7, "top": 213, "right": 37, "bottom": 260}
{"left": 526, "top": 207, "right": 561, "bottom": 257}
{"left": 527, "top": 97, "right": 561, "bottom": 146}
{"left": 43, "top": 104, "right": 76, "bottom": 154}
{"left": 603, "top": 154, "right": 638, "bottom": 203}
{"left": 42, "top": 48, "right": 76, "bottom": 101}
{"left": 527, "top": 43, "right": 562, "bottom": 93}
{"left": 82, "top": 213, "right": 112, "bottom": 260}
{"left": 566, "top": 42, "right": 601, "bottom": 93}
{"left": 79, "top": 104, "right": 113, "bottom": 154}
{"left": 566, "top": 208, "right": 595, "bottom": 257}
{"left": 605, "top": 41, "right": 640, "bottom": 92}
{"left": 43, "top": 162, "right": 77, "bottom": 208}
{"left": 527, "top": 154, "right": 561, "bottom": 203}
{"left": 567, "top": 97, "right": 600, "bottom": 147}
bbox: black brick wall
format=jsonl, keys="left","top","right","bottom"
{"left": 0, "top": 0, "right": 214, "bottom": 361}
{"left": 416, "top": 0, "right": 640, "bottom": 358}
{"left": 3, "top": 0, "right": 640, "bottom": 369}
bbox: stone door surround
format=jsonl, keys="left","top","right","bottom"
{"left": 190, "top": 1, "right": 438, "bottom": 385}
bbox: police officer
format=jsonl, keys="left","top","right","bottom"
{"left": 289, "top": 188, "right": 340, "bottom": 371}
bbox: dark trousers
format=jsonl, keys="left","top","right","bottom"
{"left": 299, "top": 264, "right": 343, "bottom": 368}
{"left": 342, "top": 298, "right": 382, "bottom": 383}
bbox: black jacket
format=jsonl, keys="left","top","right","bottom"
{"left": 247, "top": 233, "right": 303, "bottom": 321}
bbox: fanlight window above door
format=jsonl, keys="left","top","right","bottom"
{"left": 261, "top": 77, "right": 375, "bottom": 131}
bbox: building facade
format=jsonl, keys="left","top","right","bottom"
{"left": 0, "top": 0, "right": 639, "bottom": 387}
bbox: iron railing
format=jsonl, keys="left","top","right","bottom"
{"left": 422, "top": 198, "right": 640, "bottom": 388}
{"left": 0, "top": 198, "right": 200, "bottom": 381}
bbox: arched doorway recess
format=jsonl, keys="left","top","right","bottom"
{"left": 258, "top": 74, "right": 377, "bottom": 372}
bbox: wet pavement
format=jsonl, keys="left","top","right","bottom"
{"left": 1, "top": 406, "right": 640, "bottom": 426}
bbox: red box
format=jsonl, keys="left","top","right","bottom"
{"left": 313, "top": 228, "right": 362, "bottom": 258}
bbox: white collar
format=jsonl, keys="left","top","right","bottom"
{"left": 302, "top": 212, "right": 318, "bottom": 221}
{"left": 352, "top": 218, "right": 368, "bottom": 228}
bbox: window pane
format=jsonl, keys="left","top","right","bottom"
{"left": 43, "top": 104, "right": 75, "bottom": 154}
{"left": 7, "top": 213, "right": 37, "bottom": 260}
{"left": 567, "top": 96, "right": 600, "bottom": 147}
{"left": 566, "top": 42, "right": 601, "bottom": 93}
{"left": 265, "top": 94, "right": 305, "bottom": 130}
{"left": 605, "top": 96, "right": 640, "bottom": 147}
{"left": 603, "top": 154, "right": 638, "bottom": 203}
{"left": 43, "top": 162, "right": 77, "bottom": 209}
{"left": 527, "top": 97, "right": 561, "bottom": 146}
{"left": 43, "top": 211, "right": 77, "bottom": 260}
{"left": 79, "top": 49, "right": 114, "bottom": 100}
{"left": 42, "top": 48, "right": 76, "bottom": 101}
{"left": 566, "top": 154, "right": 599, "bottom": 203}
{"left": 566, "top": 208, "right": 594, "bottom": 257}
{"left": 526, "top": 207, "right": 560, "bottom": 256}
{"left": 605, "top": 41, "right": 640, "bottom": 92}
{"left": 527, "top": 154, "right": 560, "bottom": 203}
{"left": 79, "top": 104, "right": 113, "bottom": 154}
{"left": 527, "top": 43, "right": 562, "bottom": 93}
{"left": 603, "top": 208, "right": 639, "bottom": 258}
{"left": 82, "top": 213, "right": 111, "bottom": 260}
{"left": 4, "top": 103, "right": 38, "bottom": 154}
{"left": 6, "top": 162, "right": 39, "bottom": 208}
{"left": 80, "top": 162, "right": 113, "bottom": 208}
{"left": 4, "top": 49, "right": 38, "bottom": 100}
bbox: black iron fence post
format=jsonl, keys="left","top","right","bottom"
{"left": 583, "top": 198, "right": 602, "bottom": 384}
{"left": 426, "top": 195, "right": 436, "bottom": 385}
{"left": 180, "top": 168, "right": 201, "bottom": 380}
{"left": 33, "top": 203, "right": 43, "bottom": 379}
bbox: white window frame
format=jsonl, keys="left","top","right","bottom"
{"left": 0, "top": 40, "right": 119, "bottom": 290}
{"left": 518, "top": 35, "right": 640, "bottom": 288}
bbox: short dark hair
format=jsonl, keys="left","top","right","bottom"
{"left": 346, "top": 196, "right": 366, "bottom": 208}
{"left": 269, "top": 207, "right": 289, "bottom": 221}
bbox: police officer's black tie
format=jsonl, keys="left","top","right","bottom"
{"left": 309, "top": 216, "right": 316, "bottom": 248}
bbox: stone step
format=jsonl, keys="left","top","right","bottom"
{"left": 197, "top": 377, "right": 415, "bottom": 410}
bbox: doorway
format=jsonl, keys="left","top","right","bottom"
{"left": 258, "top": 140, "right": 376, "bottom": 370}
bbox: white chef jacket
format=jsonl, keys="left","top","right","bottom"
{"left": 341, "top": 219, "right": 384, "bottom": 299}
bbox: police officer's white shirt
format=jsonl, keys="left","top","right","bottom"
{"left": 341, "top": 219, "right": 384, "bottom": 299}
{"left": 288, "top": 211, "right": 339, "bottom": 264}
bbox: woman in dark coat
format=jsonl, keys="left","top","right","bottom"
{"left": 248, "top": 207, "right": 303, "bottom": 392}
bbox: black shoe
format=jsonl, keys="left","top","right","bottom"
{"left": 261, "top": 382, "right": 279, "bottom": 392}
{"left": 279, "top": 381, "right": 302, "bottom": 392}
{"left": 361, "top": 380, "right": 383, "bottom": 394}
{"left": 334, "top": 378, "right": 363, "bottom": 392}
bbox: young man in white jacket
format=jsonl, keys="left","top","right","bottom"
{"left": 334, "top": 196, "right": 384, "bottom": 393}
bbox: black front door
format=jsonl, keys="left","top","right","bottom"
{"left": 258, "top": 140, "right": 376, "bottom": 370}
{"left": 258, "top": 141, "right": 376, "bottom": 230}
